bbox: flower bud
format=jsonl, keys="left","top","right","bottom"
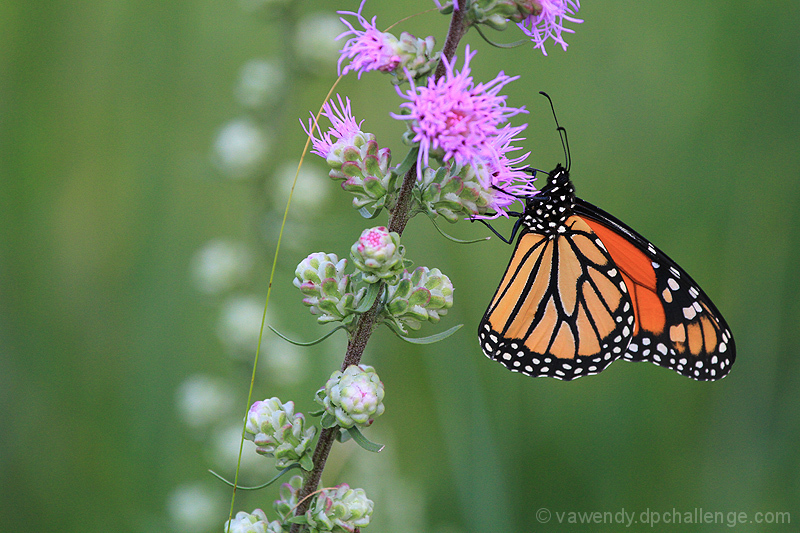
{"left": 273, "top": 475, "right": 303, "bottom": 523}
{"left": 304, "top": 95, "right": 397, "bottom": 212}
{"left": 466, "top": 0, "right": 541, "bottom": 30}
{"left": 384, "top": 267, "right": 455, "bottom": 332}
{"left": 224, "top": 509, "right": 279, "bottom": 533}
{"left": 415, "top": 165, "right": 495, "bottom": 222}
{"left": 390, "top": 32, "right": 440, "bottom": 84}
{"left": 329, "top": 137, "right": 397, "bottom": 211}
{"left": 337, "top": 7, "right": 440, "bottom": 84}
{"left": 293, "top": 252, "right": 365, "bottom": 325}
{"left": 264, "top": 521, "right": 283, "bottom": 533}
{"left": 316, "top": 365, "right": 385, "bottom": 429}
{"left": 245, "top": 398, "right": 317, "bottom": 470}
{"left": 350, "top": 227, "right": 405, "bottom": 284}
{"left": 302, "top": 484, "right": 374, "bottom": 533}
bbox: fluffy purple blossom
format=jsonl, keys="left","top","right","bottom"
{"left": 337, "top": 2, "right": 401, "bottom": 77}
{"left": 478, "top": 123, "right": 538, "bottom": 217}
{"left": 518, "top": 0, "right": 582, "bottom": 55}
{"left": 392, "top": 45, "right": 526, "bottom": 176}
{"left": 302, "top": 95, "right": 364, "bottom": 161}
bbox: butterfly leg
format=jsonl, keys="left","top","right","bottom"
{"left": 476, "top": 215, "right": 524, "bottom": 245}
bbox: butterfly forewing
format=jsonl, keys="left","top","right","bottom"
{"left": 576, "top": 200, "right": 736, "bottom": 380}
{"left": 479, "top": 215, "right": 636, "bottom": 381}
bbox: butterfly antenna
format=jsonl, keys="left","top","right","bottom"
{"left": 539, "top": 91, "right": 571, "bottom": 171}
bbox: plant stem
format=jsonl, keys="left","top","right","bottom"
{"left": 436, "top": 0, "right": 467, "bottom": 78}
{"left": 289, "top": 4, "right": 468, "bottom": 530}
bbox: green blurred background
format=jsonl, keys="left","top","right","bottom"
{"left": 3, "top": 0, "right": 799, "bottom": 531}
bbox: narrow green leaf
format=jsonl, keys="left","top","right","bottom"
{"left": 321, "top": 413, "right": 337, "bottom": 429}
{"left": 474, "top": 24, "right": 530, "bottom": 49}
{"left": 299, "top": 453, "right": 314, "bottom": 471}
{"left": 208, "top": 463, "right": 301, "bottom": 490}
{"left": 354, "top": 282, "right": 382, "bottom": 313}
{"left": 347, "top": 426, "right": 385, "bottom": 453}
{"left": 395, "top": 323, "right": 463, "bottom": 344}
{"left": 430, "top": 216, "right": 490, "bottom": 244}
{"left": 382, "top": 318, "right": 409, "bottom": 337}
{"left": 358, "top": 206, "right": 384, "bottom": 219}
{"left": 268, "top": 324, "right": 347, "bottom": 346}
{"left": 336, "top": 428, "right": 352, "bottom": 443}
{"left": 394, "top": 146, "right": 420, "bottom": 177}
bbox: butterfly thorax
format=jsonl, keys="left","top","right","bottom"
{"left": 522, "top": 164, "right": 575, "bottom": 237}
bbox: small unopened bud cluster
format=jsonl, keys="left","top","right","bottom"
{"left": 465, "top": 0, "right": 542, "bottom": 30}
{"left": 295, "top": 229, "right": 454, "bottom": 335}
{"left": 327, "top": 132, "right": 397, "bottom": 212}
{"left": 226, "top": 478, "right": 373, "bottom": 532}
{"left": 384, "top": 267, "right": 454, "bottom": 333}
{"left": 224, "top": 509, "right": 283, "bottom": 533}
{"left": 389, "top": 32, "right": 440, "bottom": 84}
{"left": 350, "top": 226, "right": 405, "bottom": 284}
{"left": 297, "top": 483, "right": 374, "bottom": 533}
{"left": 273, "top": 475, "right": 303, "bottom": 524}
{"left": 414, "top": 165, "right": 495, "bottom": 222}
{"left": 316, "top": 364, "right": 385, "bottom": 429}
{"left": 293, "top": 252, "right": 365, "bottom": 326}
{"left": 245, "top": 398, "right": 317, "bottom": 470}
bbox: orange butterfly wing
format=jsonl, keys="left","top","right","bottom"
{"left": 479, "top": 215, "right": 635, "bottom": 380}
{"left": 576, "top": 199, "right": 735, "bottom": 380}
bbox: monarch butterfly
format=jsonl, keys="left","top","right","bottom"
{"left": 479, "top": 106, "right": 735, "bottom": 381}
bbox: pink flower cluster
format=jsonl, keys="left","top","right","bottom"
{"left": 336, "top": 4, "right": 400, "bottom": 77}
{"left": 518, "top": 0, "right": 583, "bottom": 55}
{"left": 302, "top": 95, "right": 365, "bottom": 164}
{"left": 392, "top": 46, "right": 534, "bottom": 214}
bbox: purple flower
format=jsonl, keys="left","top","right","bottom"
{"left": 337, "top": 2, "right": 440, "bottom": 82}
{"left": 337, "top": 2, "right": 401, "bottom": 77}
{"left": 518, "top": 0, "right": 582, "bottom": 55}
{"left": 302, "top": 95, "right": 365, "bottom": 162}
{"left": 476, "top": 123, "right": 538, "bottom": 218}
{"left": 392, "top": 45, "right": 526, "bottom": 176}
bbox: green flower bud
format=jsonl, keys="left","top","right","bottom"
{"left": 294, "top": 252, "right": 365, "bottom": 325}
{"left": 302, "top": 484, "right": 374, "bottom": 533}
{"left": 329, "top": 137, "right": 397, "bottom": 211}
{"left": 273, "top": 475, "right": 303, "bottom": 524}
{"left": 391, "top": 32, "right": 441, "bottom": 84}
{"left": 245, "top": 398, "right": 317, "bottom": 470}
{"left": 316, "top": 365, "right": 385, "bottom": 429}
{"left": 415, "top": 165, "right": 494, "bottom": 222}
{"left": 264, "top": 521, "right": 283, "bottom": 533}
{"left": 383, "top": 267, "right": 455, "bottom": 332}
{"left": 466, "top": 0, "right": 542, "bottom": 30}
{"left": 350, "top": 227, "right": 405, "bottom": 284}
{"left": 224, "top": 509, "right": 277, "bottom": 533}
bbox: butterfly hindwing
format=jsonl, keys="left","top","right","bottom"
{"left": 575, "top": 199, "right": 736, "bottom": 380}
{"left": 479, "top": 215, "right": 636, "bottom": 381}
